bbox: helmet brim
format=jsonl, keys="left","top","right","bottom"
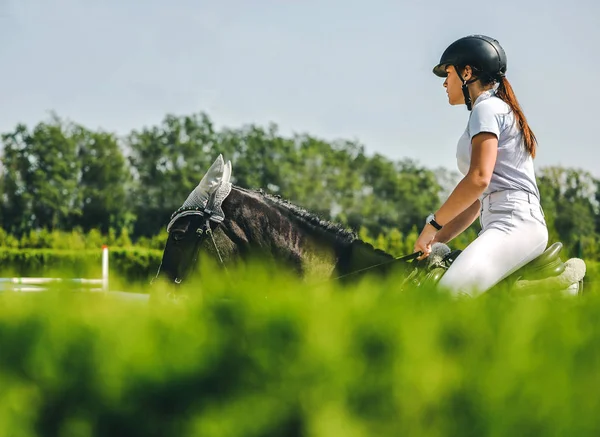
{"left": 432, "top": 63, "right": 449, "bottom": 77}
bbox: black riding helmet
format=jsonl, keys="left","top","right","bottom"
{"left": 433, "top": 35, "right": 507, "bottom": 110}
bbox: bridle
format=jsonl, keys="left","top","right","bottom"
{"left": 153, "top": 206, "right": 230, "bottom": 286}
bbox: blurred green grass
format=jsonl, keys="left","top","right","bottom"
{"left": 0, "top": 257, "right": 599, "bottom": 437}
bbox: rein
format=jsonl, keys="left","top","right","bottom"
{"left": 329, "top": 251, "right": 423, "bottom": 281}
{"left": 190, "top": 216, "right": 229, "bottom": 276}
{"left": 200, "top": 217, "right": 228, "bottom": 270}
{"left": 175, "top": 218, "right": 422, "bottom": 286}
{"left": 177, "top": 208, "right": 423, "bottom": 285}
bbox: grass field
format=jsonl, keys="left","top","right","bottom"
{"left": 1, "top": 257, "right": 599, "bottom": 436}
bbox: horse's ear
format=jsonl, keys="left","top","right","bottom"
{"left": 166, "top": 155, "right": 232, "bottom": 231}
{"left": 197, "top": 154, "right": 226, "bottom": 190}
{"left": 174, "top": 154, "right": 227, "bottom": 210}
{"left": 223, "top": 159, "right": 232, "bottom": 184}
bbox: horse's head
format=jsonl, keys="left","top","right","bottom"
{"left": 153, "top": 154, "right": 236, "bottom": 285}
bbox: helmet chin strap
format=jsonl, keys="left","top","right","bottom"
{"left": 454, "top": 66, "right": 479, "bottom": 111}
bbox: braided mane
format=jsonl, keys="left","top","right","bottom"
{"left": 234, "top": 186, "right": 394, "bottom": 260}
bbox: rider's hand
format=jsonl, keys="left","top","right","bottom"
{"left": 414, "top": 224, "right": 438, "bottom": 261}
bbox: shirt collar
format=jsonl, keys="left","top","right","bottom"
{"left": 472, "top": 88, "right": 497, "bottom": 107}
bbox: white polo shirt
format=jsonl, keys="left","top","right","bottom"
{"left": 456, "top": 88, "right": 541, "bottom": 200}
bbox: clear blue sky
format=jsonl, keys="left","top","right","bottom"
{"left": 1, "top": 0, "right": 598, "bottom": 176}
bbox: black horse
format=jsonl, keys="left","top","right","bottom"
{"left": 153, "top": 155, "right": 585, "bottom": 296}
{"left": 154, "top": 186, "right": 404, "bottom": 285}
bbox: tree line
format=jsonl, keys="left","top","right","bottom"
{"left": 1, "top": 111, "right": 599, "bottom": 259}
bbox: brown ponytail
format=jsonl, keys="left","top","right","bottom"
{"left": 495, "top": 76, "right": 537, "bottom": 158}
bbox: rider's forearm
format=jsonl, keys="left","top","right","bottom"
{"left": 432, "top": 200, "right": 480, "bottom": 244}
{"left": 434, "top": 173, "right": 488, "bottom": 227}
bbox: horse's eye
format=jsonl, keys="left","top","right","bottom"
{"left": 172, "top": 230, "right": 186, "bottom": 241}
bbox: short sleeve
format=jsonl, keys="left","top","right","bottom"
{"left": 468, "top": 101, "right": 500, "bottom": 140}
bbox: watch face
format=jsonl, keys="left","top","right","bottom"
{"left": 426, "top": 214, "right": 434, "bottom": 224}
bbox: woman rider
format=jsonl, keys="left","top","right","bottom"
{"left": 414, "top": 34, "right": 548, "bottom": 297}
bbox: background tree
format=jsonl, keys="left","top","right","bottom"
{"left": 1, "top": 115, "right": 81, "bottom": 235}
{"left": 73, "top": 125, "right": 133, "bottom": 233}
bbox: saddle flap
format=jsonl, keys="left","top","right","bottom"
{"left": 510, "top": 242, "right": 566, "bottom": 282}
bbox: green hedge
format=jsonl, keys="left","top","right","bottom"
{"left": 1, "top": 248, "right": 598, "bottom": 289}
{"left": 0, "top": 248, "right": 163, "bottom": 285}
{"left": 0, "top": 265, "right": 599, "bottom": 436}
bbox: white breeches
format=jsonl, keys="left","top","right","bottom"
{"left": 438, "top": 189, "right": 549, "bottom": 297}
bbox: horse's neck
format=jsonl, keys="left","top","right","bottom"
{"left": 226, "top": 187, "right": 394, "bottom": 280}
{"left": 269, "top": 212, "right": 350, "bottom": 280}
{"left": 223, "top": 189, "right": 345, "bottom": 278}
{"left": 251, "top": 212, "right": 393, "bottom": 281}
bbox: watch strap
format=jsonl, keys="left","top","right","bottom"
{"left": 428, "top": 218, "right": 443, "bottom": 231}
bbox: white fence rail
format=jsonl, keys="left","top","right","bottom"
{"left": 0, "top": 246, "right": 109, "bottom": 292}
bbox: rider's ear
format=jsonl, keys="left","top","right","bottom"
{"left": 463, "top": 65, "right": 473, "bottom": 81}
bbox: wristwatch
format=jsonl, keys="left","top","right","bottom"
{"left": 425, "top": 213, "right": 443, "bottom": 231}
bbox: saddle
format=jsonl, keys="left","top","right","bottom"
{"left": 506, "top": 241, "right": 566, "bottom": 282}
{"left": 403, "top": 241, "right": 568, "bottom": 292}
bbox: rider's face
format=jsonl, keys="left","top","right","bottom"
{"left": 443, "top": 65, "right": 468, "bottom": 106}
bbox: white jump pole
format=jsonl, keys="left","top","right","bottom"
{"left": 0, "top": 246, "right": 110, "bottom": 292}
{"left": 102, "top": 245, "right": 109, "bottom": 292}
